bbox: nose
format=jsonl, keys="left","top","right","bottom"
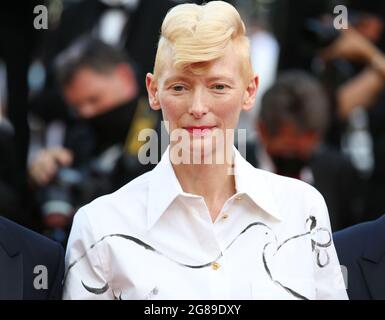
{"left": 188, "top": 88, "right": 209, "bottom": 118}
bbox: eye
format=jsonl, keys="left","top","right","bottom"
{"left": 211, "top": 84, "right": 228, "bottom": 91}
{"left": 171, "top": 84, "right": 186, "bottom": 92}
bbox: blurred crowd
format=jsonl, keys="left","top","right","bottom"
{"left": 1, "top": 0, "right": 385, "bottom": 246}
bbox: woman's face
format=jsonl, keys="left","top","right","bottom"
{"left": 146, "top": 43, "right": 258, "bottom": 164}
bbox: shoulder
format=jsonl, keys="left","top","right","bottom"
{"left": 82, "top": 170, "right": 151, "bottom": 212}
{"left": 245, "top": 165, "right": 328, "bottom": 226}
{"left": 72, "top": 171, "right": 152, "bottom": 233}
{"left": 332, "top": 219, "right": 379, "bottom": 292}
{"left": 333, "top": 216, "right": 385, "bottom": 254}
{"left": 0, "top": 216, "right": 63, "bottom": 261}
{"left": 254, "top": 167, "right": 324, "bottom": 204}
{"left": 334, "top": 220, "right": 373, "bottom": 244}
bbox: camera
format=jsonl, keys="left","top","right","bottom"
{"left": 38, "top": 145, "right": 123, "bottom": 243}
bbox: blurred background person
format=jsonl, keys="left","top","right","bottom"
{"left": 28, "top": 38, "right": 159, "bottom": 244}
{"left": 317, "top": 6, "right": 385, "bottom": 222}
{"left": 247, "top": 70, "right": 365, "bottom": 231}
{"left": 29, "top": 0, "right": 177, "bottom": 123}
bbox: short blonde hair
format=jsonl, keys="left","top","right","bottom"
{"left": 153, "top": 1, "right": 253, "bottom": 83}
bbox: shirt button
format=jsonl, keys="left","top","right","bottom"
{"left": 222, "top": 213, "right": 229, "bottom": 220}
{"left": 211, "top": 262, "right": 221, "bottom": 270}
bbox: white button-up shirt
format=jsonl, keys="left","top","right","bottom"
{"left": 63, "top": 146, "right": 348, "bottom": 300}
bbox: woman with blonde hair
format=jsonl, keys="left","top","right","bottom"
{"left": 63, "top": 1, "right": 347, "bottom": 300}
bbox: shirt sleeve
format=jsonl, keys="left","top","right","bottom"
{"left": 63, "top": 208, "right": 114, "bottom": 300}
{"left": 308, "top": 188, "right": 349, "bottom": 300}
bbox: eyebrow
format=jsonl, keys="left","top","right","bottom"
{"left": 163, "top": 76, "right": 191, "bottom": 87}
{"left": 205, "top": 76, "right": 235, "bottom": 84}
{"left": 163, "top": 75, "right": 236, "bottom": 87}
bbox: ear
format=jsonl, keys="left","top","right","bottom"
{"left": 242, "top": 75, "right": 259, "bottom": 111}
{"left": 146, "top": 73, "right": 161, "bottom": 110}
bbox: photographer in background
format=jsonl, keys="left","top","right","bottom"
{"left": 29, "top": 38, "right": 159, "bottom": 242}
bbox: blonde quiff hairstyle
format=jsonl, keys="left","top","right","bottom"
{"left": 153, "top": 1, "right": 254, "bottom": 84}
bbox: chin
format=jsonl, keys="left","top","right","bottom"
{"left": 189, "top": 142, "right": 216, "bottom": 164}
{"left": 169, "top": 127, "right": 231, "bottom": 165}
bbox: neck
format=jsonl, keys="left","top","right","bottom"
{"left": 171, "top": 147, "right": 236, "bottom": 222}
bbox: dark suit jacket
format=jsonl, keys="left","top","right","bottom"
{"left": 0, "top": 217, "right": 64, "bottom": 299}
{"left": 333, "top": 214, "right": 385, "bottom": 300}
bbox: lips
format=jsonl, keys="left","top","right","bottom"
{"left": 183, "top": 126, "right": 216, "bottom": 136}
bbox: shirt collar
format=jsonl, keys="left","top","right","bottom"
{"left": 233, "top": 146, "right": 282, "bottom": 222}
{"left": 147, "top": 146, "right": 184, "bottom": 230}
{"left": 147, "top": 145, "right": 282, "bottom": 230}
